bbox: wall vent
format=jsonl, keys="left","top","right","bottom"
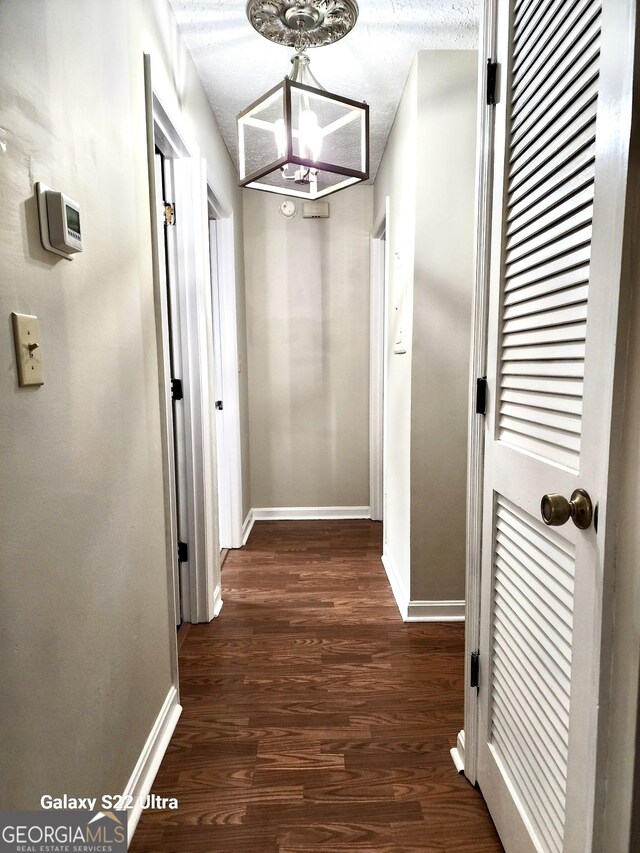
{"left": 303, "top": 201, "right": 330, "bottom": 219}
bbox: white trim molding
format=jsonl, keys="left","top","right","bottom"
{"left": 242, "top": 509, "right": 255, "bottom": 545}
{"left": 382, "top": 551, "right": 409, "bottom": 619}
{"left": 124, "top": 687, "right": 182, "bottom": 845}
{"left": 382, "top": 552, "right": 465, "bottom": 622}
{"left": 462, "top": 0, "right": 497, "bottom": 786}
{"left": 212, "top": 583, "right": 223, "bottom": 618}
{"left": 406, "top": 600, "right": 465, "bottom": 622}
{"left": 252, "top": 506, "right": 371, "bottom": 521}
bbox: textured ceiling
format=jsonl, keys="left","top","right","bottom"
{"left": 168, "top": 0, "right": 480, "bottom": 180}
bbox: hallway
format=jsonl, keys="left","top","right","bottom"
{"left": 131, "top": 521, "right": 502, "bottom": 852}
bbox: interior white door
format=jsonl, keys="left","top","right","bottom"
{"left": 477, "top": 0, "right": 630, "bottom": 850}
{"left": 208, "top": 219, "right": 231, "bottom": 550}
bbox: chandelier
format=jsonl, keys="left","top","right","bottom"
{"left": 238, "top": 1, "right": 369, "bottom": 199}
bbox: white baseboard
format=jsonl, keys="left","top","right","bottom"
{"left": 252, "top": 506, "right": 371, "bottom": 521}
{"left": 242, "top": 509, "right": 255, "bottom": 545}
{"left": 381, "top": 551, "right": 409, "bottom": 620}
{"left": 381, "top": 553, "right": 465, "bottom": 622}
{"left": 212, "top": 583, "right": 223, "bottom": 618}
{"left": 124, "top": 686, "right": 181, "bottom": 846}
{"left": 405, "top": 599, "right": 466, "bottom": 622}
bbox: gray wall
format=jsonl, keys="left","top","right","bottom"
{"left": 410, "top": 51, "right": 477, "bottom": 601}
{"left": 0, "top": 0, "right": 245, "bottom": 809}
{"left": 243, "top": 186, "right": 372, "bottom": 509}
{"left": 373, "top": 50, "right": 477, "bottom": 607}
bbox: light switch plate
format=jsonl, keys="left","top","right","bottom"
{"left": 12, "top": 313, "right": 44, "bottom": 387}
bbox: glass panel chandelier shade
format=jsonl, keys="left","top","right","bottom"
{"left": 238, "top": 76, "right": 369, "bottom": 199}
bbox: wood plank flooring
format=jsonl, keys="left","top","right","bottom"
{"left": 130, "top": 520, "right": 503, "bottom": 852}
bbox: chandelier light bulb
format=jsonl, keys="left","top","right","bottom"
{"left": 274, "top": 118, "right": 287, "bottom": 158}
{"left": 299, "top": 108, "right": 322, "bottom": 161}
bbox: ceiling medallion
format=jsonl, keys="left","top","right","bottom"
{"left": 246, "top": 0, "right": 359, "bottom": 50}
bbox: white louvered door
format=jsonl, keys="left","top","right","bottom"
{"left": 476, "top": 0, "right": 626, "bottom": 849}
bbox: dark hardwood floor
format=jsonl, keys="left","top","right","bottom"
{"left": 131, "top": 520, "right": 503, "bottom": 852}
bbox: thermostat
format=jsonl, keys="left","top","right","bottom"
{"left": 35, "top": 182, "right": 82, "bottom": 259}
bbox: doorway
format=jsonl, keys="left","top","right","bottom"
{"left": 144, "top": 54, "right": 222, "bottom": 627}
{"left": 154, "top": 149, "right": 186, "bottom": 625}
{"left": 370, "top": 200, "right": 389, "bottom": 531}
{"left": 207, "top": 190, "right": 244, "bottom": 551}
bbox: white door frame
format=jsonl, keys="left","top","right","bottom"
{"left": 462, "top": 0, "right": 640, "bottom": 845}
{"left": 370, "top": 199, "right": 390, "bottom": 522}
{"left": 207, "top": 186, "right": 244, "bottom": 550}
{"left": 144, "top": 54, "right": 222, "bottom": 625}
{"left": 456, "top": 0, "right": 497, "bottom": 785}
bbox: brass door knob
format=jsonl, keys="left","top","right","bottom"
{"left": 540, "top": 488, "right": 593, "bottom": 530}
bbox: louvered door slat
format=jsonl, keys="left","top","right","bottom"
{"left": 492, "top": 661, "right": 569, "bottom": 768}
{"left": 502, "top": 341, "right": 586, "bottom": 361}
{"left": 502, "top": 304, "right": 588, "bottom": 336}
{"left": 495, "top": 516, "right": 575, "bottom": 607}
{"left": 501, "top": 402, "right": 581, "bottom": 435}
{"left": 492, "top": 701, "right": 566, "bottom": 819}
{"left": 508, "top": 156, "right": 595, "bottom": 225}
{"left": 505, "top": 225, "right": 592, "bottom": 276}
{"left": 509, "top": 97, "right": 597, "bottom": 191}
{"left": 493, "top": 629, "right": 571, "bottom": 742}
{"left": 503, "top": 321, "right": 587, "bottom": 347}
{"left": 506, "top": 186, "right": 594, "bottom": 250}
{"left": 501, "top": 373, "right": 583, "bottom": 397}
{"left": 499, "top": 0, "right": 598, "bottom": 473}
{"left": 492, "top": 713, "right": 565, "bottom": 851}
{"left": 511, "top": 13, "right": 600, "bottom": 126}
{"left": 495, "top": 569, "right": 573, "bottom": 671}
{"left": 511, "top": 54, "right": 599, "bottom": 157}
{"left": 491, "top": 496, "right": 575, "bottom": 852}
{"left": 505, "top": 261, "right": 589, "bottom": 299}
{"left": 512, "top": 0, "right": 597, "bottom": 99}
{"left": 501, "top": 386, "right": 583, "bottom": 415}
{"left": 495, "top": 545, "right": 574, "bottom": 640}
{"left": 492, "top": 677, "right": 568, "bottom": 792}
{"left": 503, "top": 282, "right": 588, "bottom": 320}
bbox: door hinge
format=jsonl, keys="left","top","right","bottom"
{"left": 470, "top": 650, "right": 480, "bottom": 689}
{"left": 171, "top": 378, "right": 183, "bottom": 401}
{"left": 178, "top": 541, "right": 188, "bottom": 563}
{"left": 164, "top": 201, "right": 176, "bottom": 226}
{"left": 476, "top": 376, "right": 488, "bottom": 415}
{"left": 215, "top": 400, "right": 224, "bottom": 411}
{"left": 486, "top": 59, "right": 498, "bottom": 106}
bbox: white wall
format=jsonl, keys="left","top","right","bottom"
{"left": 243, "top": 185, "right": 373, "bottom": 509}
{"left": 0, "top": 0, "right": 245, "bottom": 809}
{"left": 374, "top": 50, "right": 477, "bottom": 613}
{"left": 373, "top": 59, "right": 418, "bottom": 602}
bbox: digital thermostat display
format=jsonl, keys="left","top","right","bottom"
{"left": 65, "top": 205, "right": 81, "bottom": 237}
{"left": 35, "top": 182, "right": 82, "bottom": 259}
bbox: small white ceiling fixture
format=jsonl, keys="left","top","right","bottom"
{"left": 168, "top": 0, "right": 480, "bottom": 181}
{"left": 238, "top": 1, "right": 369, "bottom": 199}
